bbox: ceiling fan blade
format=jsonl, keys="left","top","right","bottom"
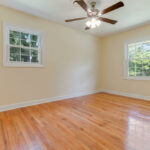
{"left": 101, "top": 1, "right": 124, "bottom": 14}
{"left": 74, "top": 0, "right": 88, "bottom": 12}
{"left": 65, "top": 17, "right": 87, "bottom": 22}
{"left": 99, "top": 17, "right": 117, "bottom": 24}
{"left": 85, "top": 26, "right": 90, "bottom": 30}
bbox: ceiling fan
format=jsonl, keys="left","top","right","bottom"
{"left": 65, "top": 0, "right": 124, "bottom": 30}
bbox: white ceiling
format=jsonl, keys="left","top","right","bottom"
{"left": 0, "top": 0, "right": 150, "bottom": 37}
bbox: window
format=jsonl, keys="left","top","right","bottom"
{"left": 125, "top": 38, "right": 150, "bottom": 80}
{"left": 3, "top": 23, "right": 44, "bottom": 67}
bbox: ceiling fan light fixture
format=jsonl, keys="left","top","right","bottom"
{"left": 86, "top": 20, "right": 91, "bottom": 27}
{"left": 96, "top": 19, "right": 101, "bottom": 26}
{"left": 88, "top": 9, "right": 92, "bottom": 13}
{"left": 86, "top": 18, "right": 101, "bottom": 28}
{"left": 66, "top": 1, "right": 124, "bottom": 30}
{"left": 91, "top": 18, "right": 97, "bottom": 28}
{"left": 91, "top": 23, "right": 96, "bottom": 28}
{"left": 98, "top": 12, "right": 102, "bottom": 16}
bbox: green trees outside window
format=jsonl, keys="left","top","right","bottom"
{"left": 128, "top": 41, "right": 150, "bottom": 77}
{"left": 9, "top": 30, "right": 39, "bottom": 63}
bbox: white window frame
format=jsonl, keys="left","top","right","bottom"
{"left": 3, "top": 23, "right": 44, "bottom": 67}
{"left": 124, "top": 36, "right": 150, "bottom": 80}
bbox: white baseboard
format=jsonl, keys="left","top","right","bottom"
{"left": 1, "top": 89, "right": 149, "bottom": 112}
{"left": 0, "top": 89, "right": 103, "bottom": 112}
{"left": 101, "top": 89, "right": 150, "bottom": 101}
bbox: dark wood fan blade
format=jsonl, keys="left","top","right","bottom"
{"left": 65, "top": 17, "right": 87, "bottom": 22}
{"left": 99, "top": 17, "right": 117, "bottom": 24}
{"left": 74, "top": 0, "right": 88, "bottom": 12}
{"left": 85, "top": 26, "right": 90, "bottom": 30}
{"left": 101, "top": 1, "right": 124, "bottom": 14}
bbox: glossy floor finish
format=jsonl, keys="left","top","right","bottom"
{"left": 0, "top": 93, "right": 150, "bottom": 150}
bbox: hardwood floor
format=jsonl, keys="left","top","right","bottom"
{"left": 0, "top": 93, "right": 150, "bottom": 150}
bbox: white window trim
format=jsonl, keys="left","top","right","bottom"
{"left": 3, "top": 22, "right": 45, "bottom": 67}
{"left": 124, "top": 36, "right": 150, "bottom": 80}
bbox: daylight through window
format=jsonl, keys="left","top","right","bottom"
{"left": 4, "top": 24, "right": 43, "bottom": 67}
{"left": 126, "top": 40, "right": 150, "bottom": 78}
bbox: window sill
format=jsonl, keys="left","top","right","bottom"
{"left": 124, "top": 76, "right": 150, "bottom": 81}
{"left": 3, "top": 63, "right": 44, "bottom": 68}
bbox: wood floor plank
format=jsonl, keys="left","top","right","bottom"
{"left": 0, "top": 93, "right": 150, "bottom": 150}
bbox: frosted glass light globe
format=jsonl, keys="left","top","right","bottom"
{"left": 85, "top": 17, "right": 101, "bottom": 29}
{"left": 96, "top": 20, "right": 101, "bottom": 26}
{"left": 86, "top": 21, "right": 91, "bottom": 27}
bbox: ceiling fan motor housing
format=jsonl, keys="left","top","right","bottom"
{"left": 88, "top": 2, "right": 99, "bottom": 17}
{"left": 90, "top": 2, "right": 96, "bottom": 8}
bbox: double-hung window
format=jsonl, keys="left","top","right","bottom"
{"left": 3, "top": 23, "right": 44, "bottom": 67}
{"left": 125, "top": 38, "right": 150, "bottom": 80}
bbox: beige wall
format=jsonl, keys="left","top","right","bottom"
{"left": 1, "top": 5, "right": 150, "bottom": 107}
{"left": 101, "top": 23, "right": 150, "bottom": 97}
{"left": 0, "top": 6, "right": 101, "bottom": 106}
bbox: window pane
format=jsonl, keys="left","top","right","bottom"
{"left": 136, "top": 72, "right": 143, "bottom": 76}
{"left": 9, "top": 31, "right": 20, "bottom": 38}
{"left": 21, "top": 33, "right": 30, "bottom": 40}
{"left": 128, "top": 44, "right": 135, "bottom": 59}
{"left": 31, "top": 34, "right": 38, "bottom": 42}
{"left": 31, "top": 41, "right": 38, "bottom": 48}
{"left": 129, "top": 68, "right": 135, "bottom": 76}
{"left": 10, "top": 38, "right": 20, "bottom": 45}
{"left": 143, "top": 59, "right": 150, "bottom": 75}
{"left": 143, "top": 68, "right": 150, "bottom": 76}
{"left": 136, "top": 72, "right": 143, "bottom": 77}
{"left": 135, "top": 59, "right": 142, "bottom": 68}
{"left": 31, "top": 56, "right": 39, "bottom": 63}
{"left": 143, "top": 50, "right": 150, "bottom": 58}
{"left": 31, "top": 50, "right": 39, "bottom": 62}
{"left": 135, "top": 67, "right": 143, "bottom": 76}
{"left": 10, "top": 54, "right": 20, "bottom": 62}
{"left": 129, "top": 60, "right": 135, "bottom": 68}
{"left": 143, "top": 43, "right": 150, "bottom": 58}
{"left": 10, "top": 47, "right": 21, "bottom": 62}
{"left": 21, "top": 55, "right": 30, "bottom": 62}
{"left": 21, "top": 48, "right": 30, "bottom": 56}
{"left": 136, "top": 44, "right": 143, "bottom": 59}
{"left": 21, "top": 39, "right": 30, "bottom": 47}
{"left": 31, "top": 50, "right": 38, "bottom": 56}
{"left": 10, "top": 47, "right": 20, "bottom": 54}
{"left": 21, "top": 48, "right": 30, "bottom": 62}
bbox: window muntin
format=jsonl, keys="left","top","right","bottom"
{"left": 4, "top": 24, "right": 43, "bottom": 67}
{"left": 126, "top": 40, "right": 150, "bottom": 78}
